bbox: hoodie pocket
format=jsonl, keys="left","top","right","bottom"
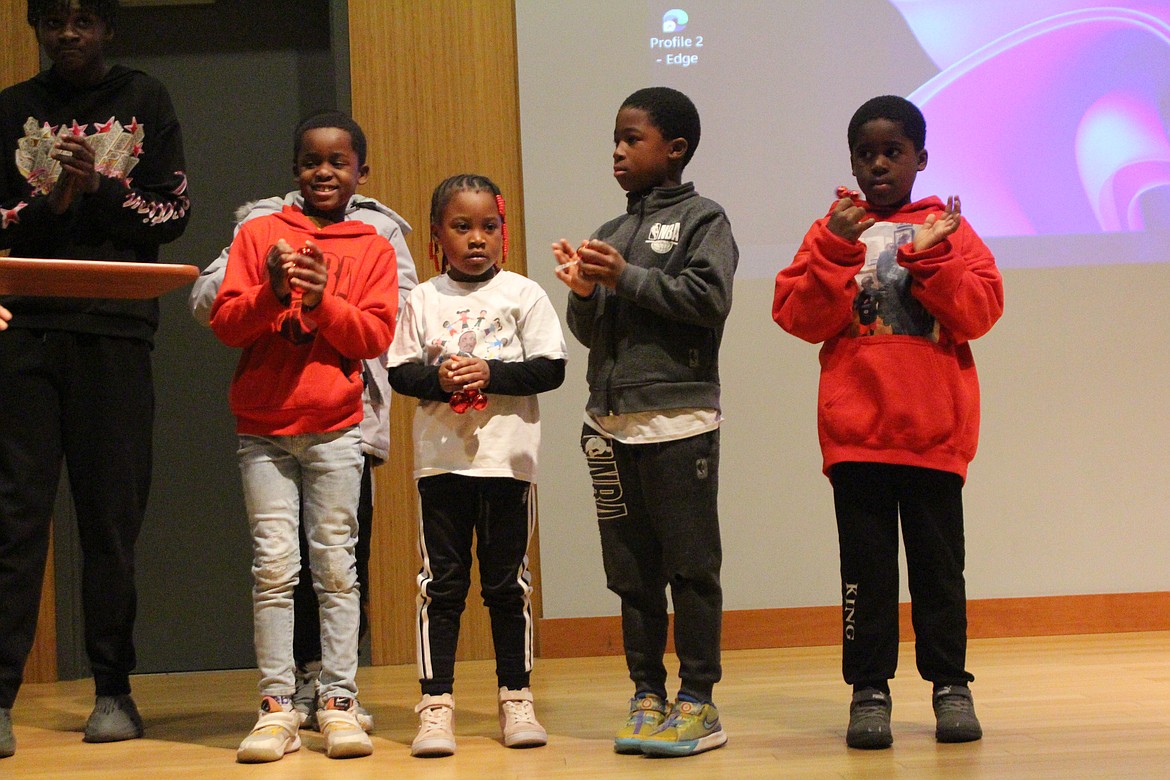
{"left": 818, "top": 336, "right": 959, "bottom": 452}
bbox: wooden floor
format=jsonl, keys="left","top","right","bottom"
{"left": 5, "top": 631, "right": 1169, "bottom": 778}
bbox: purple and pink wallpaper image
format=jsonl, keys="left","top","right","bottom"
{"left": 646, "top": 0, "right": 1170, "bottom": 271}
{"left": 894, "top": 0, "right": 1170, "bottom": 237}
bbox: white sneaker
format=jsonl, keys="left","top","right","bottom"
{"left": 498, "top": 687, "right": 547, "bottom": 748}
{"left": 411, "top": 693, "right": 456, "bottom": 757}
{"left": 317, "top": 696, "right": 373, "bottom": 759}
{"left": 237, "top": 696, "right": 301, "bottom": 763}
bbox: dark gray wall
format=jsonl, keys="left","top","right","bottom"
{"left": 52, "top": 0, "right": 343, "bottom": 677}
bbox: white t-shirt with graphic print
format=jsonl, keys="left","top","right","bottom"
{"left": 387, "top": 269, "right": 567, "bottom": 482}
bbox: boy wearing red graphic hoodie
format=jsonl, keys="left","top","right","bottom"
{"left": 773, "top": 95, "right": 1003, "bottom": 751}
{"left": 211, "top": 111, "right": 397, "bottom": 763}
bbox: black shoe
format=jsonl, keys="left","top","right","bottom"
{"left": 933, "top": 685, "right": 982, "bottom": 743}
{"left": 846, "top": 688, "right": 892, "bottom": 749}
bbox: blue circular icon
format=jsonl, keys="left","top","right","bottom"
{"left": 663, "top": 9, "right": 688, "bottom": 33}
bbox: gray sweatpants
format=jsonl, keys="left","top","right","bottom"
{"left": 581, "top": 424, "right": 723, "bottom": 703}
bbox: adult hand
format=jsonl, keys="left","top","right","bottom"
{"left": 46, "top": 134, "right": 101, "bottom": 215}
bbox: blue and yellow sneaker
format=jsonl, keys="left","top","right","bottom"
{"left": 639, "top": 699, "right": 727, "bottom": 757}
{"left": 613, "top": 694, "right": 668, "bottom": 754}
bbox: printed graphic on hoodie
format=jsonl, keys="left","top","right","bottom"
{"left": 851, "top": 221, "right": 939, "bottom": 341}
{"left": 13, "top": 115, "right": 189, "bottom": 228}
{"left": 423, "top": 305, "right": 514, "bottom": 365}
{"left": 17, "top": 116, "right": 143, "bottom": 194}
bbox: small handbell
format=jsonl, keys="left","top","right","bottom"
{"left": 449, "top": 388, "right": 488, "bottom": 414}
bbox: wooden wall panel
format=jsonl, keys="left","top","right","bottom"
{"left": 540, "top": 592, "right": 1170, "bottom": 658}
{"left": 347, "top": 0, "right": 539, "bottom": 666}
{"left": 1, "top": 0, "right": 57, "bottom": 685}
{"left": 1, "top": 1, "right": 39, "bottom": 88}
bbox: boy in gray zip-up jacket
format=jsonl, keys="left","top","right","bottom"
{"left": 554, "top": 86, "right": 737, "bottom": 758}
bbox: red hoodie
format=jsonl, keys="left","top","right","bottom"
{"left": 210, "top": 206, "right": 399, "bottom": 436}
{"left": 773, "top": 196, "right": 1003, "bottom": 481}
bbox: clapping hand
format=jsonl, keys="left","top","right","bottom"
{"left": 913, "top": 196, "right": 961, "bottom": 252}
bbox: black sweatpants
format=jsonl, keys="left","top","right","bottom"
{"left": 415, "top": 473, "right": 535, "bottom": 696}
{"left": 582, "top": 424, "right": 723, "bottom": 703}
{"left": 831, "top": 461, "right": 974, "bottom": 690}
{"left": 0, "top": 330, "right": 153, "bottom": 708}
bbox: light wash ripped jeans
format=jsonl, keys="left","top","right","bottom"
{"left": 237, "top": 426, "right": 363, "bottom": 702}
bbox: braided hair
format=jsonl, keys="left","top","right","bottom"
{"left": 428, "top": 173, "right": 509, "bottom": 273}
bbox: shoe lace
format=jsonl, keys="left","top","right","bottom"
{"left": 629, "top": 710, "right": 659, "bottom": 729}
{"left": 853, "top": 698, "right": 888, "bottom": 713}
{"left": 501, "top": 698, "right": 538, "bottom": 726}
{"left": 93, "top": 699, "right": 118, "bottom": 715}
{"left": 934, "top": 693, "right": 972, "bottom": 716}
{"left": 660, "top": 706, "right": 695, "bottom": 729}
{"left": 321, "top": 716, "right": 358, "bottom": 736}
{"left": 419, "top": 705, "right": 452, "bottom": 733}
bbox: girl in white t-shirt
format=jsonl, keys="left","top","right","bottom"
{"left": 387, "top": 174, "right": 567, "bottom": 758}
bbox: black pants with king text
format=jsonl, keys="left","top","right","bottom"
{"left": 831, "top": 461, "right": 975, "bottom": 690}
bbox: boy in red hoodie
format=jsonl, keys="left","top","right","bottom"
{"left": 773, "top": 95, "right": 1003, "bottom": 750}
{"left": 210, "top": 111, "right": 397, "bottom": 762}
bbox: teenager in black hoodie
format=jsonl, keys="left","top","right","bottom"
{"left": 0, "top": 0, "right": 189, "bottom": 757}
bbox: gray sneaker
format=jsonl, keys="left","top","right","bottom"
{"left": 83, "top": 695, "right": 144, "bottom": 743}
{"left": 293, "top": 663, "right": 321, "bottom": 729}
{"left": 355, "top": 704, "right": 374, "bottom": 733}
{"left": 1, "top": 707, "right": 14, "bottom": 758}
{"left": 933, "top": 685, "right": 983, "bottom": 743}
{"left": 846, "top": 688, "right": 892, "bottom": 749}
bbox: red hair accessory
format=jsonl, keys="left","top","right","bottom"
{"left": 428, "top": 237, "right": 441, "bottom": 273}
{"left": 496, "top": 193, "right": 508, "bottom": 264}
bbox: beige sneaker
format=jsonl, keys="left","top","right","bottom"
{"left": 411, "top": 693, "right": 456, "bottom": 757}
{"left": 498, "top": 687, "right": 548, "bottom": 748}
{"left": 317, "top": 696, "right": 373, "bottom": 759}
{"left": 237, "top": 696, "right": 301, "bottom": 763}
